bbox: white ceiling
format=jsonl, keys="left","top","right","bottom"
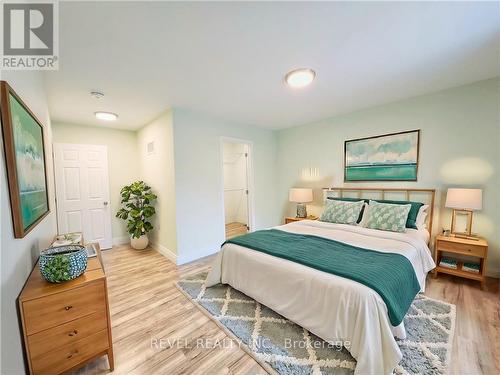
{"left": 45, "top": 1, "right": 500, "bottom": 130}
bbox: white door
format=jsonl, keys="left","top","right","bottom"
{"left": 53, "top": 143, "right": 113, "bottom": 249}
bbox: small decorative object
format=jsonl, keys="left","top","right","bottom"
{"left": 85, "top": 243, "right": 98, "bottom": 258}
{"left": 289, "top": 188, "right": 313, "bottom": 218}
{"left": 344, "top": 130, "right": 420, "bottom": 181}
{"left": 116, "top": 181, "right": 157, "bottom": 250}
{"left": 445, "top": 188, "right": 482, "bottom": 240}
{"left": 439, "top": 257, "right": 458, "bottom": 270}
{"left": 51, "top": 232, "right": 83, "bottom": 247}
{"left": 462, "top": 262, "right": 480, "bottom": 273}
{"left": 39, "top": 245, "right": 88, "bottom": 283}
{"left": 0, "top": 81, "right": 50, "bottom": 238}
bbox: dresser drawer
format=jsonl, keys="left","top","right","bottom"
{"left": 22, "top": 281, "right": 106, "bottom": 335}
{"left": 437, "top": 240, "right": 486, "bottom": 257}
{"left": 31, "top": 329, "right": 109, "bottom": 375}
{"left": 28, "top": 310, "right": 108, "bottom": 358}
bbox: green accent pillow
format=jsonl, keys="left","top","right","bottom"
{"left": 373, "top": 199, "right": 424, "bottom": 229}
{"left": 327, "top": 197, "right": 366, "bottom": 223}
{"left": 363, "top": 200, "right": 411, "bottom": 233}
{"left": 320, "top": 199, "right": 365, "bottom": 225}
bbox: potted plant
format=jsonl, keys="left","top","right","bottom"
{"left": 116, "top": 181, "right": 157, "bottom": 250}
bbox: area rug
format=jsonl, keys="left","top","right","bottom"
{"left": 176, "top": 272, "right": 455, "bottom": 375}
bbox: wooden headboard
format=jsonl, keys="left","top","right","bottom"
{"left": 322, "top": 187, "right": 436, "bottom": 236}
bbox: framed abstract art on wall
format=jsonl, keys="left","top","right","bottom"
{"left": 0, "top": 81, "right": 50, "bottom": 238}
{"left": 344, "top": 130, "right": 420, "bottom": 182}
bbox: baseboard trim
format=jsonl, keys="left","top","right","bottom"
{"left": 112, "top": 236, "right": 130, "bottom": 246}
{"left": 150, "top": 242, "right": 177, "bottom": 264}
{"left": 176, "top": 248, "right": 219, "bottom": 265}
{"left": 486, "top": 267, "right": 500, "bottom": 279}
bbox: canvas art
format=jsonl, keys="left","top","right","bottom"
{"left": 344, "top": 130, "right": 420, "bottom": 181}
{"left": 1, "top": 81, "right": 49, "bottom": 238}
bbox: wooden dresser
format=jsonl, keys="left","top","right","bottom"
{"left": 19, "top": 244, "right": 114, "bottom": 374}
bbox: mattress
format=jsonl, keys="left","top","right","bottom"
{"left": 206, "top": 220, "right": 435, "bottom": 374}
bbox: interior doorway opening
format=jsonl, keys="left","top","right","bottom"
{"left": 222, "top": 140, "right": 252, "bottom": 239}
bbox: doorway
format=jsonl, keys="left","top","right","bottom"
{"left": 53, "top": 143, "right": 113, "bottom": 249}
{"left": 221, "top": 139, "right": 253, "bottom": 239}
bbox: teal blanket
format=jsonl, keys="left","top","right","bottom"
{"left": 225, "top": 229, "right": 420, "bottom": 326}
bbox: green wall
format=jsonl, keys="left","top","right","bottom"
{"left": 277, "top": 78, "right": 500, "bottom": 276}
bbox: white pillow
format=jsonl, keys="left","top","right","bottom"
{"left": 416, "top": 204, "right": 429, "bottom": 229}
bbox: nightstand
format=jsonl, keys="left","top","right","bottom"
{"left": 434, "top": 235, "right": 488, "bottom": 288}
{"left": 284, "top": 215, "right": 318, "bottom": 224}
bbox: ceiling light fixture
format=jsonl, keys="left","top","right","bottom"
{"left": 90, "top": 91, "right": 104, "bottom": 99}
{"left": 95, "top": 111, "right": 118, "bottom": 121}
{"left": 285, "top": 68, "right": 316, "bottom": 88}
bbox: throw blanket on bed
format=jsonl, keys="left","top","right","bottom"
{"left": 224, "top": 229, "right": 420, "bottom": 326}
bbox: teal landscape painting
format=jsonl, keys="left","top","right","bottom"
{"left": 10, "top": 93, "right": 48, "bottom": 230}
{"left": 345, "top": 130, "right": 419, "bottom": 181}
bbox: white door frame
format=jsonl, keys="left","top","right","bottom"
{"left": 220, "top": 136, "right": 255, "bottom": 239}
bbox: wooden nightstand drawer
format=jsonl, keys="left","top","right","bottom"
{"left": 31, "top": 329, "right": 109, "bottom": 375}
{"left": 23, "top": 281, "right": 106, "bottom": 335}
{"left": 28, "top": 311, "right": 108, "bottom": 358}
{"left": 437, "top": 240, "right": 486, "bottom": 258}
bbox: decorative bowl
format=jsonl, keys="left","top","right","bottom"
{"left": 39, "top": 245, "right": 88, "bottom": 283}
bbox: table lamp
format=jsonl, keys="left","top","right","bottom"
{"left": 445, "top": 188, "right": 482, "bottom": 239}
{"left": 289, "top": 188, "right": 313, "bottom": 218}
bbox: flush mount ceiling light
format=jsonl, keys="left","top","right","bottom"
{"left": 90, "top": 91, "right": 104, "bottom": 99}
{"left": 95, "top": 111, "right": 118, "bottom": 121}
{"left": 284, "top": 68, "right": 316, "bottom": 88}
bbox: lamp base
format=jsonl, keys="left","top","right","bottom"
{"left": 296, "top": 203, "right": 307, "bottom": 218}
{"left": 451, "top": 209, "right": 474, "bottom": 238}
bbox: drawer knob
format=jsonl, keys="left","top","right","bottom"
{"left": 67, "top": 350, "right": 78, "bottom": 359}
{"left": 64, "top": 305, "right": 73, "bottom": 311}
{"left": 68, "top": 329, "right": 78, "bottom": 337}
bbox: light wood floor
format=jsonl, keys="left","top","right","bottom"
{"left": 225, "top": 222, "right": 248, "bottom": 239}
{"left": 75, "top": 245, "right": 499, "bottom": 375}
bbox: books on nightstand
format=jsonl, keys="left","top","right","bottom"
{"left": 463, "top": 262, "right": 480, "bottom": 273}
{"left": 439, "top": 257, "right": 457, "bottom": 269}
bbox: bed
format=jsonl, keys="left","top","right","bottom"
{"left": 206, "top": 187, "right": 436, "bottom": 375}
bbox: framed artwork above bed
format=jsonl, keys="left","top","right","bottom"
{"left": 0, "top": 81, "right": 50, "bottom": 238}
{"left": 344, "top": 130, "right": 420, "bottom": 182}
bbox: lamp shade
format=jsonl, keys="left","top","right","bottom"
{"left": 445, "top": 188, "right": 482, "bottom": 210}
{"left": 289, "top": 188, "right": 313, "bottom": 203}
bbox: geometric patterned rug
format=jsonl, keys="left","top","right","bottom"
{"left": 177, "top": 272, "right": 455, "bottom": 375}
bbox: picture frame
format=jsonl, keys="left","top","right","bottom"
{"left": 344, "top": 129, "right": 420, "bottom": 182}
{"left": 0, "top": 81, "right": 50, "bottom": 238}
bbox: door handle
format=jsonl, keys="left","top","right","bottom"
{"left": 103, "top": 201, "right": 109, "bottom": 206}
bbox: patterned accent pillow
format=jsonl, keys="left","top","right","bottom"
{"left": 362, "top": 200, "right": 411, "bottom": 233}
{"left": 320, "top": 199, "right": 365, "bottom": 225}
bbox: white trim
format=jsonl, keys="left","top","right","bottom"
{"left": 150, "top": 241, "right": 177, "bottom": 264}
{"left": 177, "top": 247, "right": 219, "bottom": 265}
{"left": 219, "top": 137, "right": 255, "bottom": 240}
{"left": 486, "top": 266, "right": 500, "bottom": 278}
{"left": 112, "top": 236, "right": 129, "bottom": 246}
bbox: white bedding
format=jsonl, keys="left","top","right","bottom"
{"left": 206, "top": 220, "right": 435, "bottom": 375}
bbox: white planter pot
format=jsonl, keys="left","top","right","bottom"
{"left": 130, "top": 234, "right": 149, "bottom": 250}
